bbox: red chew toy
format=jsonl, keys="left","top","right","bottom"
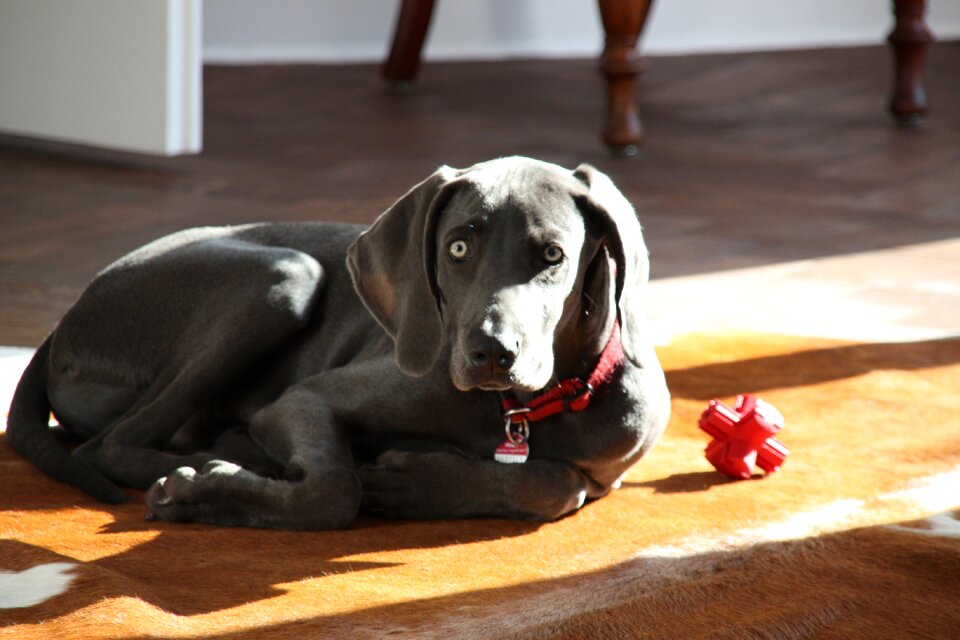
{"left": 698, "top": 394, "right": 789, "bottom": 479}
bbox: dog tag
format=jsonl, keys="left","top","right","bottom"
{"left": 494, "top": 441, "right": 529, "bottom": 464}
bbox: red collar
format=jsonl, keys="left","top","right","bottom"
{"left": 500, "top": 320, "right": 624, "bottom": 424}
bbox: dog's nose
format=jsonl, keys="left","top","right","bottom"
{"left": 468, "top": 336, "right": 518, "bottom": 372}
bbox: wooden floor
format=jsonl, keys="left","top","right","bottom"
{"left": 1, "top": 43, "right": 958, "bottom": 347}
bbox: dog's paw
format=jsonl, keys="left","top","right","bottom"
{"left": 145, "top": 460, "right": 361, "bottom": 529}
{"left": 359, "top": 450, "right": 474, "bottom": 519}
{"left": 145, "top": 460, "right": 243, "bottom": 523}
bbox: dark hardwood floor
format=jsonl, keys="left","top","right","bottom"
{"left": 1, "top": 43, "right": 958, "bottom": 346}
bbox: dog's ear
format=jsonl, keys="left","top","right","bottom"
{"left": 579, "top": 243, "right": 618, "bottom": 359}
{"left": 347, "top": 166, "right": 460, "bottom": 376}
{"left": 572, "top": 163, "right": 651, "bottom": 365}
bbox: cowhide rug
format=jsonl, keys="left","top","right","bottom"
{"left": 2, "top": 332, "right": 958, "bottom": 639}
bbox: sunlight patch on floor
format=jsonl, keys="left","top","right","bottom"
{"left": 648, "top": 238, "right": 960, "bottom": 344}
{"left": 634, "top": 465, "right": 960, "bottom": 559}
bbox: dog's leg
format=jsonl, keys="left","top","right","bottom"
{"left": 359, "top": 451, "right": 594, "bottom": 521}
{"left": 145, "top": 382, "right": 361, "bottom": 530}
{"left": 62, "top": 236, "right": 326, "bottom": 494}
{"left": 71, "top": 360, "right": 245, "bottom": 490}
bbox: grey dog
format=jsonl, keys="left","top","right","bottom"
{"left": 7, "top": 157, "right": 670, "bottom": 530}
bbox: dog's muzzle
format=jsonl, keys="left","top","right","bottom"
{"left": 465, "top": 333, "right": 517, "bottom": 389}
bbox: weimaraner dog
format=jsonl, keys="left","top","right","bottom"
{"left": 7, "top": 157, "right": 670, "bottom": 530}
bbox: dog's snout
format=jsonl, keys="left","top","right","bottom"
{"left": 468, "top": 335, "right": 518, "bottom": 372}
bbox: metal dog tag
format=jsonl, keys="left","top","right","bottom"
{"left": 494, "top": 441, "right": 529, "bottom": 464}
{"left": 497, "top": 408, "right": 530, "bottom": 463}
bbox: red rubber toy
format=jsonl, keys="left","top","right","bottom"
{"left": 698, "top": 394, "right": 789, "bottom": 479}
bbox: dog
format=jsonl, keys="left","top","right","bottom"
{"left": 7, "top": 157, "right": 670, "bottom": 530}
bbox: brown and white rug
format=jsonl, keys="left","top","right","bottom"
{"left": 2, "top": 332, "right": 959, "bottom": 639}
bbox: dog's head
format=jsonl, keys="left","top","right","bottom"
{"left": 347, "top": 157, "right": 650, "bottom": 392}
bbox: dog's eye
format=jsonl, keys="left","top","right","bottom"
{"left": 542, "top": 244, "right": 564, "bottom": 265}
{"left": 448, "top": 240, "right": 470, "bottom": 261}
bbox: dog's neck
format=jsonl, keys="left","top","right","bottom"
{"left": 553, "top": 245, "right": 620, "bottom": 388}
{"left": 550, "top": 295, "right": 618, "bottom": 390}
{"left": 508, "top": 308, "right": 619, "bottom": 409}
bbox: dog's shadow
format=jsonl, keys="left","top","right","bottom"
{"left": 0, "top": 433, "right": 537, "bottom": 620}
{"left": 0, "top": 501, "right": 540, "bottom": 624}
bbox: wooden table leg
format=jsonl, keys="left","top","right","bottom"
{"left": 598, "top": 0, "right": 654, "bottom": 155}
{"left": 888, "top": 0, "right": 934, "bottom": 124}
{"left": 383, "top": 0, "right": 437, "bottom": 90}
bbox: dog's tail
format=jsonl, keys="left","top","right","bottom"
{"left": 5, "top": 336, "right": 127, "bottom": 504}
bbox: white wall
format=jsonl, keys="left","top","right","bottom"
{"left": 0, "top": 0, "right": 201, "bottom": 155}
{"left": 203, "top": 0, "right": 960, "bottom": 63}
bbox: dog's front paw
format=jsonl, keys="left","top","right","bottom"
{"left": 359, "top": 450, "right": 475, "bottom": 519}
{"left": 145, "top": 460, "right": 242, "bottom": 523}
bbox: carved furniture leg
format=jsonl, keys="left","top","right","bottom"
{"left": 383, "top": 0, "right": 437, "bottom": 90}
{"left": 597, "top": 0, "right": 655, "bottom": 155}
{"left": 888, "top": 0, "right": 934, "bottom": 124}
